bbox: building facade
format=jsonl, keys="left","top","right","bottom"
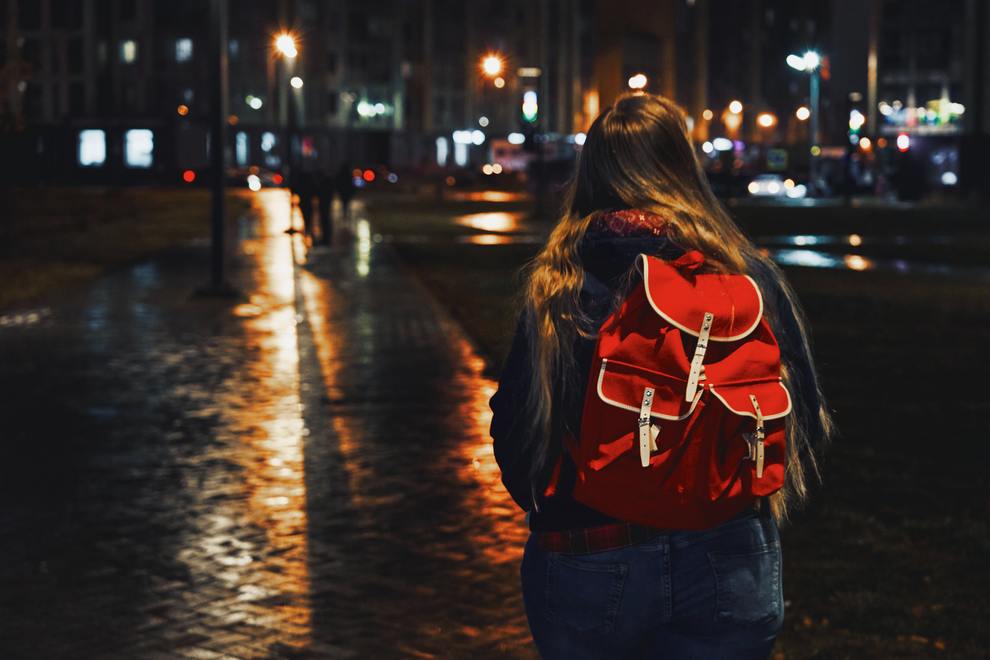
{"left": 0, "top": 0, "right": 594, "bottom": 182}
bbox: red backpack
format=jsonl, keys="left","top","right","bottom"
{"left": 561, "top": 249, "right": 792, "bottom": 529}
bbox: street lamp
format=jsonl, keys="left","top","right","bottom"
{"left": 273, "top": 31, "right": 299, "bottom": 229}
{"left": 628, "top": 73, "right": 648, "bottom": 90}
{"left": 275, "top": 33, "right": 298, "bottom": 59}
{"left": 756, "top": 112, "right": 777, "bottom": 128}
{"left": 481, "top": 53, "right": 504, "bottom": 78}
{"left": 722, "top": 101, "right": 743, "bottom": 138}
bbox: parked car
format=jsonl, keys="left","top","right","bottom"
{"left": 747, "top": 173, "right": 808, "bottom": 199}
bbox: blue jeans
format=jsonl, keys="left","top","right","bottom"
{"left": 520, "top": 509, "right": 784, "bottom": 659}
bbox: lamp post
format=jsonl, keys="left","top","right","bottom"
{"left": 787, "top": 50, "right": 822, "bottom": 189}
{"left": 273, "top": 32, "right": 298, "bottom": 227}
{"left": 723, "top": 100, "right": 743, "bottom": 140}
{"left": 204, "top": 0, "right": 232, "bottom": 294}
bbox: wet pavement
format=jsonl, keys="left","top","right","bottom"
{"left": 0, "top": 191, "right": 536, "bottom": 659}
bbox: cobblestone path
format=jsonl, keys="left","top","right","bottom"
{"left": 0, "top": 191, "right": 536, "bottom": 659}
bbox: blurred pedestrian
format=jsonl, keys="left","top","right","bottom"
{"left": 489, "top": 93, "right": 834, "bottom": 659}
{"left": 317, "top": 170, "right": 334, "bottom": 245}
{"left": 334, "top": 163, "right": 357, "bottom": 220}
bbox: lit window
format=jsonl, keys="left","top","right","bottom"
{"left": 78, "top": 130, "right": 106, "bottom": 167}
{"left": 120, "top": 39, "right": 137, "bottom": 63}
{"left": 454, "top": 141, "right": 468, "bottom": 167}
{"left": 175, "top": 38, "right": 193, "bottom": 62}
{"left": 435, "top": 137, "right": 448, "bottom": 167}
{"left": 124, "top": 129, "right": 154, "bottom": 168}
{"left": 235, "top": 131, "right": 248, "bottom": 166}
{"left": 261, "top": 132, "right": 277, "bottom": 152}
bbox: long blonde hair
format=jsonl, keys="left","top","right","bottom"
{"left": 522, "top": 92, "right": 834, "bottom": 522}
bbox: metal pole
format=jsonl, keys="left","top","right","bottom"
{"left": 283, "top": 57, "right": 295, "bottom": 231}
{"left": 809, "top": 68, "right": 820, "bottom": 188}
{"left": 209, "top": 0, "right": 229, "bottom": 289}
{"left": 866, "top": 0, "right": 880, "bottom": 136}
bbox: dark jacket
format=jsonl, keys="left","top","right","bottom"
{"left": 488, "top": 221, "right": 824, "bottom": 532}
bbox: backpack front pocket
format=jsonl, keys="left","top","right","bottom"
{"left": 582, "top": 358, "right": 703, "bottom": 470}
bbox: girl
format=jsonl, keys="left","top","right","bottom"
{"left": 489, "top": 93, "right": 833, "bottom": 659}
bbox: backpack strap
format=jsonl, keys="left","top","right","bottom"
{"left": 685, "top": 311, "right": 714, "bottom": 401}
{"left": 637, "top": 388, "right": 655, "bottom": 467}
{"left": 746, "top": 393, "right": 766, "bottom": 478}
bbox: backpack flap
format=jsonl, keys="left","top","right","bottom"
{"left": 637, "top": 253, "right": 765, "bottom": 403}
{"left": 637, "top": 253, "right": 764, "bottom": 342}
{"left": 596, "top": 358, "right": 703, "bottom": 421}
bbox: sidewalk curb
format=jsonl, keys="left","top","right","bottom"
{"left": 379, "top": 239, "right": 498, "bottom": 373}
{"left": 358, "top": 216, "right": 500, "bottom": 377}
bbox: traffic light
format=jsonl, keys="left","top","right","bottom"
{"left": 521, "top": 90, "right": 538, "bottom": 124}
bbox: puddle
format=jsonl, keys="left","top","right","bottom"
{"left": 757, "top": 233, "right": 959, "bottom": 248}
{"left": 766, "top": 248, "right": 990, "bottom": 281}
{"left": 455, "top": 212, "right": 525, "bottom": 234}
{"left": 456, "top": 234, "right": 544, "bottom": 245}
{"left": 445, "top": 190, "right": 530, "bottom": 203}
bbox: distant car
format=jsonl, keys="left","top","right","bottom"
{"left": 747, "top": 173, "right": 807, "bottom": 199}
{"left": 226, "top": 166, "right": 284, "bottom": 190}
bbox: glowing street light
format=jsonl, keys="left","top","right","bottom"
{"left": 756, "top": 112, "right": 777, "bottom": 128}
{"left": 274, "top": 33, "right": 298, "bottom": 59}
{"left": 290, "top": 76, "right": 303, "bottom": 89}
{"left": 787, "top": 50, "right": 820, "bottom": 72}
{"left": 728, "top": 100, "right": 743, "bottom": 115}
{"left": 481, "top": 53, "right": 504, "bottom": 78}
{"left": 849, "top": 109, "right": 866, "bottom": 131}
{"left": 795, "top": 106, "right": 811, "bottom": 121}
{"left": 627, "top": 73, "right": 648, "bottom": 90}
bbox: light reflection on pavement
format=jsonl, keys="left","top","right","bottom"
{"left": 0, "top": 189, "right": 536, "bottom": 659}
{"left": 455, "top": 211, "right": 524, "bottom": 234}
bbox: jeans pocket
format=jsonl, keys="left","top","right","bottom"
{"left": 545, "top": 553, "right": 628, "bottom": 633}
{"left": 707, "top": 543, "right": 783, "bottom": 626}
